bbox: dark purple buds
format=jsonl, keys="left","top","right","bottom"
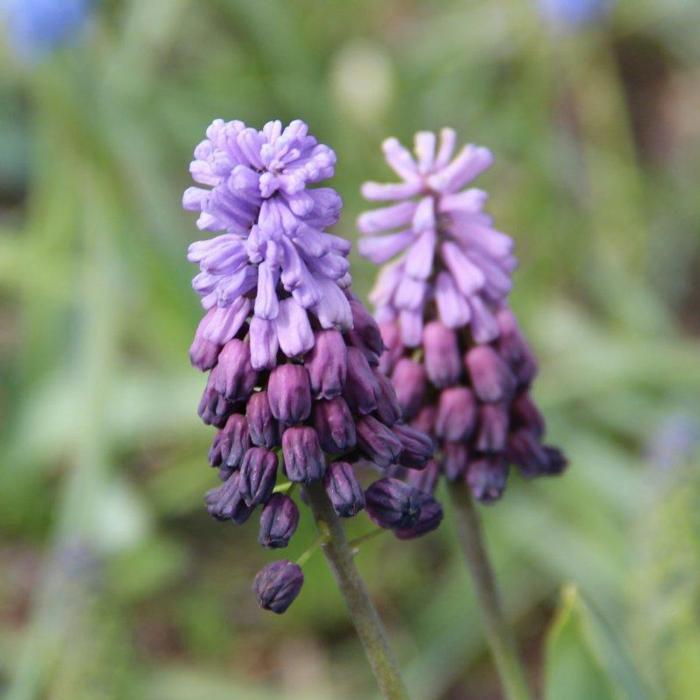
{"left": 467, "top": 456, "right": 508, "bottom": 503}
{"left": 282, "top": 426, "right": 326, "bottom": 483}
{"left": 214, "top": 339, "right": 258, "bottom": 402}
{"left": 423, "top": 321, "right": 462, "bottom": 388}
{"left": 305, "top": 330, "right": 347, "bottom": 399}
{"left": 346, "top": 298, "right": 384, "bottom": 365}
{"left": 465, "top": 345, "right": 516, "bottom": 403}
{"left": 475, "top": 403, "right": 509, "bottom": 452}
{"left": 391, "top": 358, "right": 428, "bottom": 420}
{"left": 324, "top": 461, "right": 365, "bottom": 517}
{"left": 268, "top": 363, "right": 312, "bottom": 423}
{"left": 343, "top": 347, "right": 380, "bottom": 415}
{"left": 393, "top": 423, "right": 434, "bottom": 469}
{"left": 378, "top": 321, "right": 404, "bottom": 375}
{"left": 542, "top": 446, "right": 568, "bottom": 475}
{"left": 495, "top": 308, "right": 538, "bottom": 387}
{"left": 246, "top": 391, "right": 279, "bottom": 448}
{"left": 435, "top": 387, "right": 477, "bottom": 441}
{"left": 373, "top": 371, "right": 402, "bottom": 425}
{"left": 208, "top": 413, "right": 250, "bottom": 468}
{"left": 239, "top": 447, "right": 278, "bottom": 506}
{"left": 253, "top": 560, "right": 304, "bottom": 614}
{"left": 205, "top": 471, "right": 255, "bottom": 524}
{"left": 198, "top": 379, "right": 235, "bottom": 427}
{"left": 189, "top": 334, "right": 221, "bottom": 372}
{"left": 507, "top": 429, "right": 550, "bottom": 477}
{"left": 511, "top": 391, "right": 545, "bottom": 439}
{"left": 258, "top": 494, "right": 300, "bottom": 548}
{"left": 365, "top": 478, "right": 424, "bottom": 530}
{"left": 442, "top": 442, "right": 469, "bottom": 481}
{"left": 395, "top": 496, "right": 443, "bottom": 539}
{"left": 356, "top": 415, "right": 403, "bottom": 468}
{"left": 313, "top": 397, "right": 357, "bottom": 454}
{"left": 406, "top": 459, "right": 440, "bottom": 495}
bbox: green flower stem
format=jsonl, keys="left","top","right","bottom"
{"left": 304, "top": 481, "right": 410, "bottom": 700}
{"left": 447, "top": 481, "right": 534, "bottom": 700}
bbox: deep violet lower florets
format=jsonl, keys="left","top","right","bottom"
{"left": 184, "top": 119, "right": 441, "bottom": 614}
{"left": 359, "top": 129, "right": 567, "bottom": 503}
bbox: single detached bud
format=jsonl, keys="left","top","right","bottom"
{"left": 395, "top": 497, "right": 443, "bottom": 539}
{"left": 239, "top": 447, "right": 279, "bottom": 506}
{"left": 268, "top": 363, "right": 312, "bottom": 423}
{"left": 208, "top": 413, "right": 250, "bottom": 468}
{"left": 442, "top": 442, "right": 469, "bottom": 481}
{"left": 253, "top": 560, "right": 304, "bottom": 614}
{"left": 313, "top": 396, "right": 357, "bottom": 454}
{"left": 356, "top": 415, "right": 403, "bottom": 468}
{"left": 258, "top": 494, "right": 300, "bottom": 548}
{"left": 510, "top": 391, "right": 545, "bottom": 439}
{"left": 393, "top": 423, "right": 434, "bottom": 470}
{"left": 214, "top": 339, "right": 258, "bottom": 402}
{"left": 411, "top": 405, "right": 436, "bottom": 435}
{"left": 343, "top": 347, "right": 380, "bottom": 415}
{"left": 378, "top": 321, "right": 403, "bottom": 375}
{"left": 282, "top": 426, "right": 326, "bottom": 483}
{"left": 365, "top": 477, "right": 424, "bottom": 530}
{"left": 435, "top": 387, "right": 477, "bottom": 441}
{"left": 465, "top": 345, "right": 516, "bottom": 404}
{"left": 423, "top": 321, "right": 462, "bottom": 388}
{"left": 475, "top": 403, "right": 509, "bottom": 452}
{"left": 324, "top": 461, "right": 366, "bottom": 517}
{"left": 373, "top": 371, "right": 402, "bottom": 425}
{"left": 305, "top": 329, "right": 347, "bottom": 399}
{"left": 406, "top": 459, "right": 440, "bottom": 495}
{"left": 346, "top": 298, "right": 384, "bottom": 365}
{"left": 189, "top": 334, "right": 221, "bottom": 372}
{"left": 198, "top": 378, "right": 235, "bottom": 427}
{"left": 205, "top": 471, "right": 255, "bottom": 524}
{"left": 467, "top": 456, "right": 508, "bottom": 503}
{"left": 246, "top": 391, "right": 279, "bottom": 448}
{"left": 391, "top": 358, "right": 427, "bottom": 420}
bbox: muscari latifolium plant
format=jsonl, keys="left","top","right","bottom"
{"left": 182, "top": 119, "right": 442, "bottom": 616}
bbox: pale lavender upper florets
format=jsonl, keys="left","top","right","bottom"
{"left": 358, "top": 128, "right": 517, "bottom": 347}
{"left": 184, "top": 119, "right": 353, "bottom": 368}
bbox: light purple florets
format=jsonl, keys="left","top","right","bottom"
{"left": 358, "top": 128, "right": 517, "bottom": 347}
{"left": 184, "top": 119, "right": 352, "bottom": 369}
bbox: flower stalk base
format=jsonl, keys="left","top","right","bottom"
{"left": 305, "top": 480, "right": 410, "bottom": 700}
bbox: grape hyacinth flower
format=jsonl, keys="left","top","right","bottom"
{"left": 184, "top": 118, "right": 441, "bottom": 617}
{"left": 359, "top": 129, "right": 566, "bottom": 502}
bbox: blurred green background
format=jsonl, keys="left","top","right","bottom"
{"left": 1, "top": 1, "right": 699, "bottom": 699}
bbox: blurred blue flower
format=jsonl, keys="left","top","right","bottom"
{"left": 537, "top": 0, "right": 614, "bottom": 29}
{"left": 1, "top": 0, "right": 92, "bottom": 62}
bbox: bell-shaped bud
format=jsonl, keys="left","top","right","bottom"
{"left": 189, "top": 333, "right": 221, "bottom": 372}
{"left": 507, "top": 429, "right": 550, "bottom": 477}
{"left": 343, "top": 347, "right": 380, "bottom": 415}
{"left": 208, "top": 413, "right": 250, "bottom": 468}
{"left": 475, "top": 403, "right": 509, "bottom": 452}
{"left": 378, "top": 321, "right": 404, "bottom": 375}
{"left": 542, "top": 446, "right": 568, "bottom": 475}
{"left": 510, "top": 391, "right": 545, "bottom": 439}
{"left": 346, "top": 298, "right": 385, "bottom": 365}
{"left": 395, "top": 497, "right": 443, "bottom": 539}
{"left": 214, "top": 339, "right": 258, "bottom": 402}
{"left": 258, "top": 494, "right": 300, "bottom": 548}
{"left": 467, "top": 456, "right": 508, "bottom": 503}
{"left": 391, "top": 358, "right": 428, "bottom": 419}
{"left": 393, "top": 423, "right": 434, "bottom": 469}
{"left": 356, "top": 415, "right": 403, "bottom": 468}
{"left": 324, "top": 461, "right": 365, "bottom": 517}
{"left": 205, "top": 471, "right": 255, "bottom": 524}
{"left": 239, "top": 447, "right": 278, "bottom": 506}
{"left": 465, "top": 345, "right": 516, "bottom": 403}
{"left": 365, "top": 477, "right": 424, "bottom": 530}
{"left": 268, "top": 363, "right": 312, "bottom": 423}
{"left": 442, "top": 442, "right": 469, "bottom": 481}
{"left": 305, "top": 330, "right": 347, "bottom": 399}
{"left": 406, "top": 459, "right": 440, "bottom": 495}
{"left": 246, "top": 391, "right": 279, "bottom": 448}
{"left": 198, "top": 378, "right": 235, "bottom": 427}
{"left": 495, "top": 308, "right": 538, "bottom": 387}
{"left": 253, "top": 560, "right": 304, "bottom": 614}
{"left": 435, "top": 387, "right": 477, "bottom": 441}
{"left": 423, "top": 321, "right": 462, "bottom": 388}
{"left": 282, "top": 426, "right": 326, "bottom": 483}
{"left": 373, "top": 371, "right": 402, "bottom": 425}
{"left": 313, "top": 397, "right": 357, "bottom": 454}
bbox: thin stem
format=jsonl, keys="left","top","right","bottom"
{"left": 304, "top": 481, "right": 410, "bottom": 700}
{"left": 447, "top": 481, "right": 534, "bottom": 700}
